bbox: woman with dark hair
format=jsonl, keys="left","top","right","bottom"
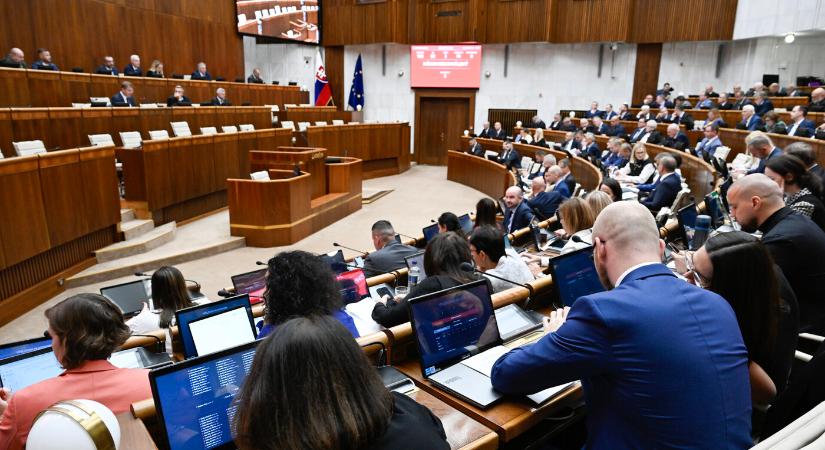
{"left": 127, "top": 266, "right": 193, "bottom": 352}
{"left": 474, "top": 197, "right": 500, "bottom": 230}
{"left": 233, "top": 315, "right": 449, "bottom": 450}
{"left": 260, "top": 250, "right": 359, "bottom": 337}
{"left": 684, "top": 232, "right": 798, "bottom": 405}
{"left": 599, "top": 177, "right": 623, "bottom": 202}
{"left": 437, "top": 211, "right": 463, "bottom": 236}
{"left": 469, "top": 226, "right": 534, "bottom": 293}
{"left": 0, "top": 294, "right": 152, "bottom": 448}
{"left": 765, "top": 154, "right": 825, "bottom": 231}
{"left": 372, "top": 232, "right": 477, "bottom": 327}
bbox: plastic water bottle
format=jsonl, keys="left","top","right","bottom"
{"left": 408, "top": 261, "right": 421, "bottom": 288}
{"left": 691, "top": 215, "right": 711, "bottom": 250}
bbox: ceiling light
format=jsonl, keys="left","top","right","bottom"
{"left": 784, "top": 33, "right": 795, "bottom": 44}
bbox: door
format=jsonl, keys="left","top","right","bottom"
{"left": 415, "top": 92, "right": 474, "bottom": 165}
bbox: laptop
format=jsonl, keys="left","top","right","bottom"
{"left": 546, "top": 246, "right": 605, "bottom": 307}
{"left": 108, "top": 347, "right": 173, "bottom": 370}
{"left": 404, "top": 251, "right": 428, "bottom": 282}
{"left": 422, "top": 223, "right": 439, "bottom": 243}
{"left": 408, "top": 280, "right": 571, "bottom": 408}
{"left": 150, "top": 340, "right": 260, "bottom": 450}
{"left": 0, "top": 337, "right": 52, "bottom": 361}
{"left": 175, "top": 294, "right": 257, "bottom": 359}
{"left": 231, "top": 268, "right": 267, "bottom": 304}
{"left": 100, "top": 279, "right": 150, "bottom": 318}
{"left": 676, "top": 202, "right": 698, "bottom": 249}
{"left": 337, "top": 269, "right": 369, "bottom": 304}
{"left": 320, "top": 249, "right": 348, "bottom": 274}
{"left": 458, "top": 214, "right": 474, "bottom": 234}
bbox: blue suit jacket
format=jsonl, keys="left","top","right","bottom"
{"left": 552, "top": 180, "right": 571, "bottom": 199}
{"left": 583, "top": 143, "right": 601, "bottom": 160}
{"left": 642, "top": 172, "right": 681, "bottom": 210}
{"left": 738, "top": 115, "right": 764, "bottom": 131}
{"left": 696, "top": 136, "right": 722, "bottom": 158}
{"left": 527, "top": 191, "right": 563, "bottom": 221}
{"left": 491, "top": 264, "right": 751, "bottom": 449}
{"left": 503, "top": 201, "right": 534, "bottom": 233}
{"left": 110, "top": 93, "right": 137, "bottom": 107}
{"left": 748, "top": 147, "right": 783, "bottom": 175}
{"left": 123, "top": 65, "right": 142, "bottom": 77}
{"left": 584, "top": 110, "right": 603, "bottom": 119}
{"left": 191, "top": 71, "right": 212, "bottom": 81}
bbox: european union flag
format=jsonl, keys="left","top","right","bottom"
{"left": 348, "top": 54, "right": 364, "bottom": 111}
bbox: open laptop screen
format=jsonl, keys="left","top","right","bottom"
{"left": 409, "top": 280, "right": 500, "bottom": 376}
{"left": 0, "top": 348, "right": 63, "bottom": 392}
{"left": 231, "top": 268, "right": 267, "bottom": 298}
{"left": 320, "top": 249, "right": 348, "bottom": 273}
{"left": 188, "top": 306, "right": 257, "bottom": 357}
{"left": 151, "top": 340, "right": 259, "bottom": 450}
{"left": 548, "top": 246, "right": 604, "bottom": 307}
{"left": 422, "top": 223, "right": 439, "bottom": 243}
{"left": 336, "top": 269, "right": 368, "bottom": 304}
{"left": 100, "top": 279, "right": 150, "bottom": 317}
{"left": 676, "top": 202, "right": 698, "bottom": 247}
{"left": 404, "top": 251, "right": 428, "bottom": 281}
{"left": 458, "top": 214, "right": 474, "bottom": 234}
{"left": 0, "top": 337, "right": 52, "bottom": 361}
{"left": 176, "top": 294, "right": 254, "bottom": 359}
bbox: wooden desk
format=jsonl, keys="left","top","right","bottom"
{"left": 250, "top": 147, "right": 328, "bottom": 199}
{"left": 117, "top": 412, "right": 158, "bottom": 450}
{"left": 280, "top": 105, "right": 354, "bottom": 124}
{"left": 305, "top": 122, "right": 411, "bottom": 179}
{"left": 447, "top": 150, "right": 516, "bottom": 200}
{"left": 717, "top": 127, "right": 825, "bottom": 168}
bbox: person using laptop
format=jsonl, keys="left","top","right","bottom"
{"left": 0, "top": 294, "right": 152, "bottom": 449}
{"left": 234, "top": 316, "right": 449, "bottom": 449}
{"left": 126, "top": 266, "right": 193, "bottom": 353}
{"left": 259, "top": 251, "right": 359, "bottom": 338}
{"left": 436, "top": 212, "right": 464, "bottom": 238}
{"left": 490, "top": 202, "right": 752, "bottom": 448}
{"left": 362, "top": 220, "right": 419, "bottom": 278}
{"left": 372, "top": 232, "right": 478, "bottom": 328}
{"left": 469, "top": 226, "right": 534, "bottom": 293}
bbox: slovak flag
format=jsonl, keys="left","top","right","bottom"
{"left": 314, "top": 50, "right": 333, "bottom": 106}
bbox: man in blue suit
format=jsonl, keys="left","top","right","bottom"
{"left": 605, "top": 116, "right": 626, "bottom": 138}
{"left": 582, "top": 133, "right": 600, "bottom": 160}
{"left": 110, "top": 81, "right": 137, "bottom": 107}
{"left": 584, "top": 101, "right": 603, "bottom": 119}
{"left": 497, "top": 140, "right": 521, "bottom": 171}
{"left": 786, "top": 105, "right": 816, "bottom": 138}
{"left": 695, "top": 123, "right": 723, "bottom": 159}
{"left": 527, "top": 177, "right": 563, "bottom": 220}
{"left": 123, "top": 54, "right": 142, "bottom": 77}
{"left": 745, "top": 131, "right": 783, "bottom": 175}
{"left": 491, "top": 202, "right": 752, "bottom": 449}
{"left": 545, "top": 166, "right": 571, "bottom": 199}
{"left": 737, "top": 104, "right": 764, "bottom": 131}
{"left": 191, "top": 62, "right": 212, "bottom": 81}
{"left": 502, "top": 186, "right": 534, "bottom": 233}
{"left": 94, "top": 56, "right": 119, "bottom": 76}
{"left": 753, "top": 92, "right": 775, "bottom": 116}
{"left": 641, "top": 154, "right": 681, "bottom": 211}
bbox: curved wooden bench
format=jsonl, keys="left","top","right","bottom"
{"left": 447, "top": 149, "right": 517, "bottom": 200}
{"left": 717, "top": 128, "right": 825, "bottom": 167}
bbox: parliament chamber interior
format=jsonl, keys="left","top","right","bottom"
{"left": 2, "top": 0, "right": 825, "bottom": 448}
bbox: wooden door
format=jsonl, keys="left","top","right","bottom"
{"left": 415, "top": 91, "right": 474, "bottom": 165}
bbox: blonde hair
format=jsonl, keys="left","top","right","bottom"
{"left": 534, "top": 128, "right": 544, "bottom": 141}
{"left": 632, "top": 142, "right": 649, "bottom": 162}
{"left": 559, "top": 197, "right": 595, "bottom": 235}
{"left": 586, "top": 191, "right": 613, "bottom": 217}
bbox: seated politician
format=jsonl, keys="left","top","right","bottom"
{"left": 639, "top": 154, "right": 681, "bottom": 211}
{"left": 737, "top": 104, "right": 765, "bottom": 132}
{"left": 0, "top": 47, "right": 25, "bottom": 68}
{"left": 30, "top": 48, "right": 58, "bottom": 71}
{"left": 502, "top": 186, "right": 534, "bottom": 233}
{"left": 126, "top": 265, "right": 193, "bottom": 354}
{"left": 191, "top": 62, "right": 212, "bottom": 80}
{"left": 94, "top": 55, "right": 118, "bottom": 75}
{"left": 123, "top": 54, "right": 142, "bottom": 76}
{"left": 257, "top": 250, "right": 359, "bottom": 337}
{"left": 110, "top": 81, "right": 137, "bottom": 107}
{"left": 469, "top": 226, "right": 534, "bottom": 293}
{"left": 556, "top": 197, "right": 595, "bottom": 254}
{"left": 247, "top": 68, "right": 264, "bottom": 84}
{"left": 166, "top": 85, "right": 192, "bottom": 107}
{"left": 362, "top": 220, "right": 419, "bottom": 277}
{"left": 436, "top": 212, "right": 465, "bottom": 238}
{"left": 490, "top": 202, "right": 751, "bottom": 448}
{"left": 467, "top": 136, "right": 484, "bottom": 157}
{"left": 527, "top": 177, "right": 563, "bottom": 221}
{"left": 0, "top": 294, "right": 153, "bottom": 449}
{"left": 545, "top": 166, "right": 571, "bottom": 199}
{"left": 663, "top": 123, "right": 689, "bottom": 152}
{"left": 497, "top": 139, "right": 521, "bottom": 170}
{"left": 210, "top": 87, "right": 232, "bottom": 106}
{"left": 694, "top": 123, "right": 723, "bottom": 159}
{"left": 372, "top": 232, "right": 477, "bottom": 327}
{"left": 146, "top": 60, "right": 164, "bottom": 78}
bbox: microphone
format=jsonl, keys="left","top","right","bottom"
{"left": 256, "top": 261, "right": 266, "bottom": 266}
{"left": 135, "top": 271, "right": 201, "bottom": 291}
{"left": 217, "top": 288, "right": 232, "bottom": 298}
{"left": 571, "top": 235, "right": 587, "bottom": 244}
{"left": 459, "top": 262, "right": 534, "bottom": 297}
{"left": 333, "top": 242, "right": 369, "bottom": 256}
{"left": 396, "top": 232, "right": 419, "bottom": 242}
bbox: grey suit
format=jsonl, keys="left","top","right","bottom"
{"left": 362, "top": 242, "right": 420, "bottom": 277}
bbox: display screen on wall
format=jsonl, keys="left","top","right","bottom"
{"left": 235, "top": 0, "right": 320, "bottom": 44}
{"left": 410, "top": 44, "right": 482, "bottom": 88}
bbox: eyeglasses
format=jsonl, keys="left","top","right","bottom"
{"left": 684, "top": 251, "right": 710, "bottom": 287}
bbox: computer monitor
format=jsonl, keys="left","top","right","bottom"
{"left": 547, "top": 246, "right": 604, "bottom": 307}
{"left": 150, "top": 340, "right": 259, "bottom": 450}
{"left": 336, "top": 269, "right": 368, "bottom": 304}
{"left": 404, "top": 251, "right": 428, "bottom": 282}
{"left": 319, "top": 249, "right": 348, "bottom": 273}
{"left": 408, "top": 280, "right": 501, "bottom": 376}
{"left": 0, "top": 337, "right": 52, "bottom": 361}
{"left": 422, "top": 223, "right": 439, "bottom": 243}
{"left": 231, "top": 268, "right": 267, "bottom": 301}
{"left": 458, "top": 214, "right": 474, "bottom": 234}
{"left": 187, "top": 306, "right": 257, "bottom": 358}
{"left": 100, "top": 279, "right": 150, "bottom": 318}
{"left": 175, "top": 294, "right": 256, "bottom": 359}
{"left": 676, "top": 203, "right": 699, "bottom": 247}
{"left": 0, "top": 347, "right": 63, "bottom": 392}
{"left": 530, "top": 224, "right": 543, "bottom": 251}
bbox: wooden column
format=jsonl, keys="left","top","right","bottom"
{"left": 324, "top": 46, "right": 345, "bottom": 108}
{"left": 631, "top": 43, "right": 662, "bottom": 106}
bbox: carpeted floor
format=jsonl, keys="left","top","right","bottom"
{"left": 0, "top": 165, "right": 487, "bottom": 343}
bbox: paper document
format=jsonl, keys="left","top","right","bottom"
{"left": 527, "top": 381, "right": 579, "bottom": 404}
{"left": 462, "top": 345, "right": 510, "bottom": 377}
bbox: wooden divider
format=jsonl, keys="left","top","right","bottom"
{"left": 279, "top": 105, "right": 354, "bottom": 124}
{"left": 628, "top": 106, "right": 825, "bottom": 128}
{"left": 644, "top": 144, "right": 717, "bottom": 199}
{"left": 305, "top": 123, "right": 411, "bottom": 179}
{"left": 0, "top": 68, "right": 307, "bottom": 108}
{"left": 717, "top": 128, "right": 825, "bottom": 167}
{"left": 446, "top": 150, "right": 516, "bottom": 200}
{"left": 250, "top": 147, "right": 328, "bottom": 198}
{"left": 684, "top": 96, "right": 808, "bottom": 110}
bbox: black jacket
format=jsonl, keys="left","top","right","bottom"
{"left": 371, "top": 275, "right": 469, "bottom": 327}
{"left": 363, "top": 393, "right": 449, "bottom": 450}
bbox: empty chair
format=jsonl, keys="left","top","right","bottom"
{"left": 170, "top": 121, "right": 192, "bottom": 137}
{"left": 200, "top": 127, "right": 218, "bottom": 135}
{"left": 148, "top": 130, "right": 170, "bottom": 140}
{"left": 239, "top": 124, "right": 255, "bottom": 132}
{"left": 315, "top": 121, "right": 328, "bottom": 126}
{"left": 13, "top": 140, "right": 47, "bottom": 157}
{"left": 280, "top": 121, "right": 295, "bottom": 131}
{"left": 262, "top": 9, "right": 270, "bottom": 18}
{"left": 118, "top": 131, "right": 142, "bottom": 148}
{"left": 254, "top": 10, "right": 263, "bottom": 20}
{"left": 331, "top": 119, "right": 345, "bottom": 125}
{"left": 222, "top": 125, "right": 239, "bottom": 133}
{"left": 297, "top": 122, "right": 310, "bottom": 132}
{"left": 237, "top": 13, "right": 247, "bottom": 22}
{"left": 250, "top": 171, "right": 270, "bottom": 181}
{"left": 88, "top": 134, "right": 115, "bottom": 147}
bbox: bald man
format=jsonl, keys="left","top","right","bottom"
{"left": 0, "top": 48, "right": 25, "bottom": 68}
{"left": 809, "top": 87, "right": 825, "bottom": 113}
{"left": 527, "top": 177, "right": 563, "bottom": 221}
{"left": 727, "top": 174, "right": 825, "bottom": 332}
{"left": 491, "top": 201, "right": 751, "bottom": 448}
{"left": 545, "top": 165, "right": 570, "bottom": 198}
{"left": 502, "top": 186, "right": 533, "bottom": 233}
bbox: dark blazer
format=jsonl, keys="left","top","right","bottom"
{"left": 191, "top": 71, "right": 212, "bottom": 81}
{"left": 663, "top": 133, "right": 689, "bottom": 151}
{"left": 146, "top": 70, "right": 163, "bottom": 78}
{"left": 110, "top": 92, "right": 137, "bottom": 107}
{"left": 787, "top": 119, "right": 816, "bottom": 137}
{"left": 642, "top": 172, "right": 681, "bottom": 211}
{"left": 759, "top": 207, "right": 825, "bottom": 333}
{"left": 737, "top": 115, "right": 764, "bottom": 131}
{"left": 645, "top": 130, "right": 665, "bottom": 145}
{"left": 503, "top": 201, "right": 534, "bottom": 233}
{"left": 209, "top": 97, "right": 232, "bottom": 106}
{"left": 123, "top": 64, "right": 142, "bottom": 77}
{"left": 584, "top": 110, "right": 603, "bottom": 119}
{"left": 362, "top": 242, "right": 419, "bottom": 278}
{"left": 31, "top": 60, "right": 58, "bottom": 71}
{"left": 95, "top": 65, "right": 119, "bottom": 76}
{"left": 603, "top": 111, "right": 618, "bottom": 121}
{"left": 606, "top": 124, "right": 627, "bottom": 138}
{"left": 618, "top": 112, "right": 633, "bottom": 121}
{"left": 247, "top": 74, "right": 264, "bottom": 84}
{"left": 552, "top": 179, "right": 572, "bottom": 199}
{"left": 628, "top": 128, "right": 647, "bottom": 143}
{"left": 527, "top": 191, "right": 564, "bottom": 221}
{"left": 733, "top": 98, "right": 752, "bottom": 110}
{"left": 0, "top": 57, "right": 25, "bottom": 68}
{"left": 670, "top": 113, "right": 695, "bottom": 131}
{"left": 491, "top": 264, "right": 752, "bottom": 449}
{"left": 166, "top": 95, "right": 192, "bottom": 107}
{"left": 593, "top": 123, "right": 609, "bottom": 135}
{"left": 468, "top": 142, "right": 485, "bottom": 157}
{"left": 549, "top": 121, "right": 562, "bottom": 130}
{"left": 530, "top": 120, "right": 546, "bottom": 129}
{"left": 755, "top": 100, "right": 775, "bottom": 116}
{"left": 809, "top": 100, "right": 825, "bottom": 113}
{"left": 499, "top": 148, "right": 521, "bottom": 170}
{"left": 748, "top": 147, "right": 782, "bottom": 175}
{"left": 583, "top": 143, "right": 601, "bottom": 160}
{"left": 560, "top": 139, "right": 581, "bottom": 153}
{"left": 490, "top": 129, "right": 507, "bottom": 140}
{"left": 372, "top": 275, "right": 467, "bottom": 328}
{"left": 717, "top": 101, "right": 734, "bottom": 110}
{"left": 364, "top": 393, "right": 449, "bottom": 450}
{"left": 810, "top": 164, "right": 825, "bottom": 186}
{"left": 563, "top": 173, "right": 576, "bottom": 195}
{"left": 477, "top": 127, "right": 491, "bottom": 138}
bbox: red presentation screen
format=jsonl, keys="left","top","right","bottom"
{"left": 410, "top": 44, "right": 482, "bottom": 88}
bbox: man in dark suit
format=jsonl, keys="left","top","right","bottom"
{"left": 530, "top": 115, "right": 546, "bottom": 130}
{"left": 655, "top": 94, "right": 673, "bottom": 108}
{"left": 110, "top": 81, "right": 137, "bottom": 107}
{"left": 656, "top": 82, "right": 674, "bottom": 96}
{"left": 704, "top": 84, "right": 719, "bottom": 97}
{"left": 209, "top": 88, "right": 232, "bottom": 106}
{"left": 668, "top": 105, "right": 694, "bottom": 131}
{"left": 491, "top": 201, "right": 751, "bottom": 449}
{"left": 732, "top": 91, "right": 751, "bottom": 110}
{"left": 559, "top": 131, "right": 581, "bottom": 154}
{"left": 560, "top": 117, "right": 577, "bottom": 132}
{"left": 362, "top": 220, "right": 420, "bottom": 277}
{"left": 618, "top": 104, "right": 633, "bottom": 121}
{"left": 0, "top": 47, "right": 25, "bottom": 68}
{"left": 467, "top": 136, "right": 484, "bottom": 157}
{"left": 497, "top": 140, "right": 521, "bottom": 170}
{"left": 728, "top": 175, "right": 825, "bottom": 333}
{"left": 716, "top": 93, "right": 733, "bottom": 110}
{"left": 591, "top": 117, "right": 609, "bottom": 135}
{"left": 602, "top": 104, "right": 618, "bottom": 121}
{"left": 558, "top": 158, "right": 576, "bottom": 195}
{"left": 786, "top": 142, "right": 825, "bottom": 187}
{"left": 578, "top": 118, "right": 595, "bottom": 134}
{"left": 503, "top": 186, "right": 534, "bottom": 233}
{"left": 808, "top": 88, "right": 825, "bottom": 112}
{"left": 628, "top": 118, "right": 648, "bottom": 143}
{"left": 166, "top": 85, "right": 192, "bottom": 106}
{"left": 641, "top": 155, "right": 681, "bottom": 211}
{"left": 527, "top": 177, "right": 563, "bottom": 221}
{"left": 641, "top": 120, "right": 664, "bottom": 145}
{"left": 582, "top": 133, "right": 601, "bottom": 160}
{"left": 584, "top": 101, "right": 603, "bottom": 119}
{"left": 694, "top": 123, "right": 723, "bottom": 159}
{"left": 490, "top": 122, "right": 506, "bottom": 140}
{"left": 545, "top": 166, "right": 571, "bottom": 199}
{"left": 548, "top": 114, "right": 562, "bottom": 130}
{"left": 753, "top": 92, "right": 774, "bottom": 116}
{"left": 247, "top": 68, "right": 264, "bottom": 84}
{"left": 477, "top": 121, "right": 492, "bottom": 138}
{"left": 605, "top": 116, "right": 627, "bottom": 138}
{"left": 191, "top": 62, "right": 212, "bottom": 81}
{"left": 786, "top": 105, "right": 816, "bottom": 137}
{"left": 768, "top": 83, "right": 787, "bottom": 97}
{"left": 744, "top": 131, "right": 782, "bottom": 175}
{"left": 94, "top": 56, "right": 119, "bottom": 75}
{"left": 737, "top": 105, "right": 764, "bottom": 131}
{"left": 663, "top": 124, "right": 689, "bottom": 151}
{"left": 30, "top": 48, "right": 58, "bottom": 71}
{"left": 123, "top": 54, "right": 142, "bottom": 77}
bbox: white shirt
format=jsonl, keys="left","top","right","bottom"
{"left": 615, "top": 262, "right": 661, "bottom": 286}
{"left": 788, "top": 120, "right": 802, "bottom": 136}
{"left": 560, "top": 229, "right": 593, "bottom": 254}
{"left": 126, "top": 309, "right": 174, "bottom": 353}
{"left": 617, "top": 160, "right": 656, "bottom": 184}
{"left": 485, "top": 254, "right": 535, "bottom": 293}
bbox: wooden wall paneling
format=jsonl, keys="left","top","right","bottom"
{"left": 548, "top": 0, "right": 633, "bottom": 43}
{"left": 190, "top": 107, "right": 217, "bottom": 133}
{"left": 48, "top": 108, "right": 85, "bottom": 149}
{"left": 171, "top": 107, "right": 196, "bottom": 136}
{"left": 483, "top": 0, "right": 547, "bottom": 43}
{"left": 79, "top": 146, "right": 121, "bottom": 232}
{"left": 0, "top": 69, "right": 31, "bottom": 107}
{"left": 322, "top": 0, "right": 406, "bottom": 45}
{"left": 141, "top": 140, "right": 174, "bottom": 210}
{"left": 257, "top": 128, "right": 294, "bottom": 150}
{"left": 0, "top": 109, "right": 13, "bottom": 155}
{"left": 117, "top": 147, "right": 147, "bottom": 201}
{"left": 631, "top": 43, "right": 662, "bottom": 106}
{"left": 61, "top": 72, "right": 92, "bottom": 104}
{"left": 410, "top": 0, "right": 482, "bottom": 43}
{"left": 37, "top": 149, "right": 90, "bottom": 246}
{"left": 630, "top": 0, "right": 737, "bottom": 43}
{"left": 0, "top": 0, "right": 35, "bottom": 69}
{"left": 140, "top": 77, "right": 168, "bottom": 105}
{"left": 0, "top": 156, "right": 51, "bottom": 266}
{"left": 89, "top": 74, "right": 122, "bottom": 100}
{"left": 188, "top": 134, "right": 218, "bottom": 197}
{"left": 324, "top": 46, "right": 345, "bottom": 108}
{"left": 167, "top": 137, "right": 200, "bottom": 202}
{"left": 111, "top": 107, "right": 142, "bottom": 140}
{"left": 10, "top": 108, "right": 52, "bottom": 149}
{"left": 185, "top": 80, "right": 212, "bottom": 104}
{"left": 236, "top": 131, "right": 258, "bottom": 177}
{"left": 213, "top": 134, "right": 238, "bottom": 188}
{"left": 140, "top": 108, "right": 170, "bottom": 138}
{"left": 27, "top": 0, "right": 90, "bottom": 75}
{"left": 80, "top": 108, "right": 114, "bottom": 146}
